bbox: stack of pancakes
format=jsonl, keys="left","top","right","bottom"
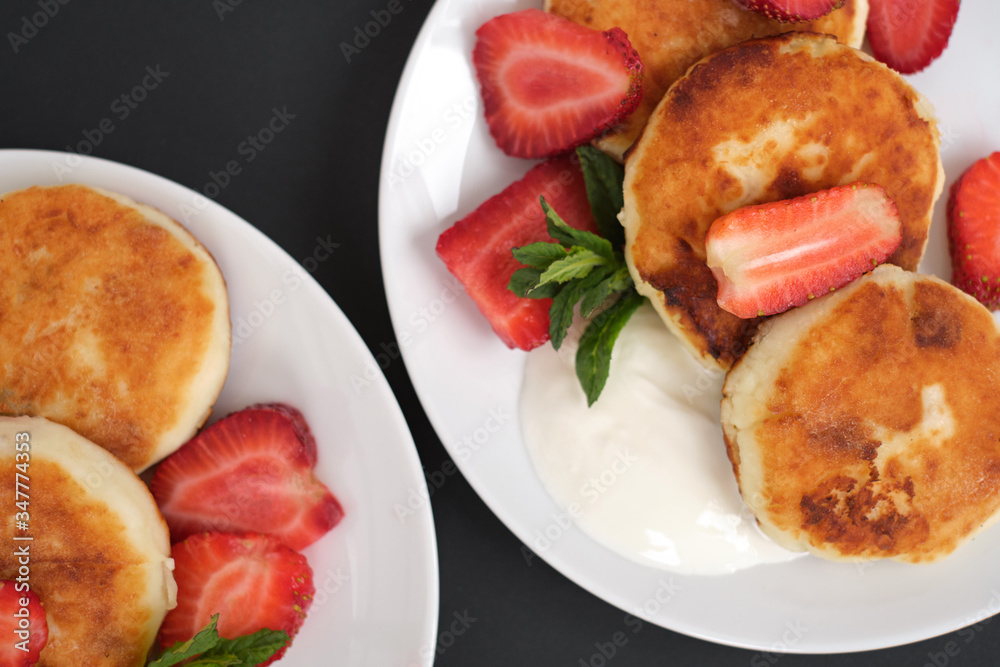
{"left": 549, "top": 2, "right": 1000, "bottom": 564}
{"left": 0, "top": 184, "right": 231, "bottom": 663}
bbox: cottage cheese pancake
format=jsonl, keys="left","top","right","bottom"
{"left": 0, "top": 416, "right": 176, "bottom": 666}
{"left": 0, "top": 184, "right": 230, "bottom": 471}
{"left": 545, "top": 0, "right": 867, "bottom": 159}
{"left": 722, "top": 266, "right": 1000, "bottom": 563}
{"left": 621, "top": 32, "right": 943, "bottom": 370}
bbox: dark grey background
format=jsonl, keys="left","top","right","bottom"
{"left": 1, "top": 1, "right": 997, "bottom": 665}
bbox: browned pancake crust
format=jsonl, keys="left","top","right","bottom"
{"left": 0, "top": 458, "right": 158, "bottom": 665}
{"left": 724, "top": 268, "right": 1000, "bottom": 562}
{"left": 545, "top": 0, "right": 866, "bottom": 157}
{"left": 0, "top": 185, "right": 225, "bottom": 469}
{"left": 624, "top": 33, "right": 942, "bottom": 369}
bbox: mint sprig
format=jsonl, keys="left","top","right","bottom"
{"left": 148, "top": 615, "right": 289, "bottom": 667}
{"left": 508, "top": 146, "right": 645, "bottom": 405}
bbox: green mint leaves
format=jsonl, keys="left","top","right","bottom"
{"left": 508, "top": 146, "right": 644, "bottom": 406}
{"left": 148, "top": 615, "right": 289, "bottom": 667}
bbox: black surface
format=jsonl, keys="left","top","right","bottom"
{"left": 2, "top": 1, "right": 998, "bottom": 665}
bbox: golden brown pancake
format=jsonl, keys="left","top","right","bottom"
{"left": 0, "top": 416, "right": 176, "bottom": 665}
{"left": 545, "top": 0, "right": 868, "bottom": 158}
{"left": 0, "top": 184, "right": 230, "bottom": 471}
{"left": 621, "top": 32, "right": 943, "bottom": 370}
{"left": 722, "top": 266, "right": 1000, "bottom": 563}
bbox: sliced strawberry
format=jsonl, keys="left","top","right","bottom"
{"left": 706, "top": 182, "right": 902, "bottom": 319}
{"left": 0, "top": 581, "right": 47, "bottom": 666}
{"left": 436, "top": 155, "right": 598, "bottom": 350}
{"left": 947, "top": 152, "right": 1000, "bottom": 309}
{"left": 248, "top": 402, "right": 318, "bottom": 467}
{"left": 474, "top": 9, "right": 642, "bottom": 158}
{"left": 867, "top": 0, "right": 959, "bottom": 74}
{"left": 159, "top": 532, "right": 314, "bottom": 666}
{"left": 736, "top": 0, "right": 843, "bottom": 22}
{"left": 150, "top": 406, "right": 343, "bottom": 551}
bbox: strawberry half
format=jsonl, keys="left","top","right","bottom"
{"left": 867, "top": 0, "right": 959, "bottom": 74}
{"left": 473, "top": 9, "right": 642, "bottom": 158}
{"left": 736, "top": 0, "right": 844, "bottom": 22}
{"left": 947, "top": 152, "right": 1000, "bottom": 309}
{"left": 706, "top": 182, "right": 902, "bottom": 319}
{"left": 158, "top": 532, "right": 314, "bottom": 666}
{"left": 0, "top": 582, "right": 47, "bottom": 667}
{"left": 249, "top": 402, "right": 318, "bottom": 467}
{"left": 436, "top": 155, "right": 598, "bottom": 350}
{"left": 151, "top": 405, "right": 343, "bottom": 551}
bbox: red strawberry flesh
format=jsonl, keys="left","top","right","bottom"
{"left": 151, "top": 406, "right": 343, "bottom": 551}
{"left": 736, "top": 0, "right": 844, "bottom": 22}
{"left": 0, "top": 581, "right": 47, "bottom": 667}
{"left": 248, "top": 402, "right": 318, "bottom": 467}
{"left": 474, "top": 9, "right": 642, "bottom": 158}
{"left": 435, "top": 155, "right": 599, "bottom": 350}
{"left": 158, "top": 532, "right": 314, "bottom": 666}
{"left": 706, "top": 182, "right": 902, "bottom": 319}
{"left": 947, "top": 151, "right": 1000, "bottom": 309}
{"left": 867, "top": 0, "right": 959, "bottom": 74}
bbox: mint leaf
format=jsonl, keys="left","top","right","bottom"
{"left": 576, "top": 289, "right": 645, "bottom": 406}
{"left": 540, "top": 198, "right": 614, "bottom": 259}
{"left": 577, "top": 146, "right": 625, "bottom": 248}
{"left": 508, "top": 267, "right": 542, "bottom": 298}
{"left": 549, "top": 268, "right": 613, "bottom": 350}
{"left": 578, "top": 265, "right": 620, "bottom": 318}
{"left": 548, "top": 282, "right": 583, "bottom": 350}
{"left": 538, "top": 247, "right": 608, "bottom": 284}
{"left": 211, "top": 629, "right": 290, "bottom": 665}
{"left": 511, "top": 241, "right": 568, "bottom": 269}
{"left": 147, "top": 614, "right": 289, "bottom": 667}
{"left": 149, "top": 616, "right": 223, "bottom": 666}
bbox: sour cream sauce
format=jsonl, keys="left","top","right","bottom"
{"left": 520, "top": 303, "right": 803, "bottom": 575}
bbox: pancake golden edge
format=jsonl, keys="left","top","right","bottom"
{"left": 0, "top": 184, "right": 231, "bottom": 471}
{"left": 621, "top": 32, "right": 944, "bottom": 371}
{"left": 0, "top": 415, "right": 176, "bottom": 665}
{"left": 721, "top": 266, "right": 1000, "bottom": 563}
{"left": 544, "top": 0, "right": 868, "bottom": 159}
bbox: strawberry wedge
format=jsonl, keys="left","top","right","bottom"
{"left": 436, "top": 155, "right": 598, "bottom": 350}
{"left": 706, "top": 183, "right": 902, "bottom": 319}
{"left": 737, "top": 0, "right": 844, "bottom": 22}
{"left": 159, "top": 532, "right": 314, "bottom": 666}
{"left": 0, "top": 581, "right": 47, "bottom": 666}
{"left": 947, "top": 151, "right": 1000, "bottom": 309}
{"left": 867, "top": 0, "right": 959, "bottom": 74}
{"left": 151, "top": 405, "right": 343, "bottom": 551}
{"left": 474, "top": 9, "right": 642, "bottom": 158}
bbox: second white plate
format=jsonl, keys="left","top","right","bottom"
{"left": 378, "top": 0, "right": 1000, "bottom": 654}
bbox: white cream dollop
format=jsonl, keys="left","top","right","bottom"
{"left": 520, "top": 303, "right": 803, "bottom": 575}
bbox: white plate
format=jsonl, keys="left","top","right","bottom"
{"left": 0, "top": 149, "right": 439, "bottom": 666}
{"left": 378, "top": 0, "right": 1000, "bottom": 654}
